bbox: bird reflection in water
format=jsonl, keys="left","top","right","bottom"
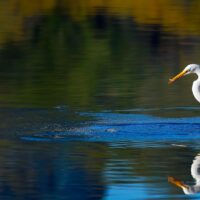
{"left": 168, "top": 153, "right": 200, "bottom": 195}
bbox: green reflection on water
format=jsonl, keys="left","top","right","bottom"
{"left": 0, "top": 1, "right": 200, "bottom": 110}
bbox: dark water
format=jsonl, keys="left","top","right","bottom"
{"left": 1, "top": 1, "right": 200, "bottom": 199}
{"left": 2, "top": 108, "right": 200, "bottom": 200}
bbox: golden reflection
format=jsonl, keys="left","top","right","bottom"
{"left": 0, "top": 0, "right": 55, "bottom": 45}
{"left": 1, "top": 0, "right": 200, "bottom": 45}
{"left": 168, "top": 153, "right": 200, "bottom": 195}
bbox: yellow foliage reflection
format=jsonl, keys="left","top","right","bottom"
{"left": 1, "top": 0, "right": 200, "bottom": 45}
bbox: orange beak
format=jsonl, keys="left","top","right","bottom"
{"left": 168, "top": 176, "right": 188, "bottom": 190}
{"left": 168, "top": 69, "right": 188, "bottom": 84}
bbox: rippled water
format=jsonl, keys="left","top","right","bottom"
{"left": 1, "top": 1, "right": 200, "bottom": 200}
{"left": 0, "top": 107, "right": 200, "bottom": 199}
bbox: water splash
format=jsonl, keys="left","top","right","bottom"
{"left": 20, "top": 108, "right": 200, "bottom": 144}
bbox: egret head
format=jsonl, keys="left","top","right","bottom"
{"left": 184, "top": 64, "right": 200, "bottom": 75}
{"left": 169, "top": 64, "right": 200, "bottom": 84}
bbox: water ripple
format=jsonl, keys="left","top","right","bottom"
{"left": 20, "top": 110, "right": 200, "bottom": 143}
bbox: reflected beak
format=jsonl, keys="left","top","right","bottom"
{"left": 168, "top": 69, "right": 188, "bottom": 84}
{"left": 168, "top": 176, "right": 188, "bottom": 190}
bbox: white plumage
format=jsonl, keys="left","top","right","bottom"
{"left": 168, "top": 153, "right": 200, "bottom": 195}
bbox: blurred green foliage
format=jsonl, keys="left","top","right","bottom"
{"left": 0, "top": 1, "right": 200, "bottom": 109}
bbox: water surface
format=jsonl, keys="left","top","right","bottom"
{"left": 0, "top": 107, "right": 200, "bottom": 199}
{"left": 1, "top": 1, "right": 200, "bottom": 199}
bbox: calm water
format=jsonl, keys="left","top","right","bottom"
{"left": 1, "top": 1, "right": 200, "bottom": 199}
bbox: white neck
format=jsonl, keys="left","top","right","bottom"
{"left": 196, "top": 69, "right": 200, "bottom": 78}
{"left": 192, "top": 74, "right": 200, "bottom": 103}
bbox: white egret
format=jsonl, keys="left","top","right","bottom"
{"left": 169, "top": 64, "right": 200, "bottom": 103}
{"left": 168, "top": 153, "right": 200, "bottom": 195}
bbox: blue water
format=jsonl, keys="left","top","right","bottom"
{"left": 1, "top": 107, "right": 200, "bottom": 199}
{"left": 21, "top": 108, "right": 200, "bottom": 144}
